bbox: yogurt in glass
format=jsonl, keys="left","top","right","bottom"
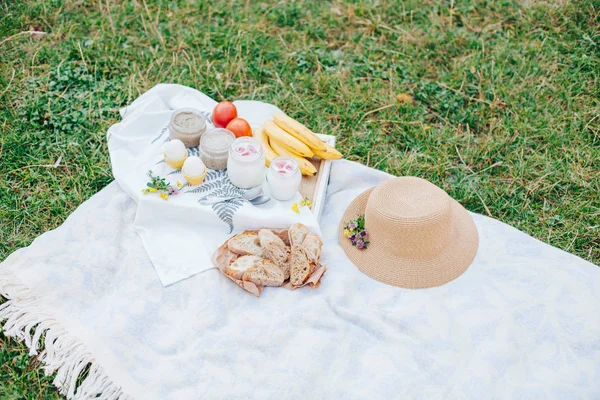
{"left": 227, "top": 137, "right": 265, "bottom": 189}
{"left": 267, "top": 156, "right": 301, "bottom": 201}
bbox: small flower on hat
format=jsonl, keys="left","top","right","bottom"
{"left": 344, "top": 214, "right": 370, "bottom": 250}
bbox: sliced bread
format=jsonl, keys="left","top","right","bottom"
{"left": 302, "top": 233, "right": 323, "bottom": 265}
{"left": 258, "top": 229, "right": 286, "bottom": 248}
{"left": 222, "top": 255, "right": 263, "bottom": 280}
{"left": 243, "top": 259, "right": 285, "bottom": 287}
{"left": 227, "top": 232, "right": 263, "bottom": 257}
{"left": 288, "top": 223, "right": 309, "bottom": 246}
{"left": 262, "top": 242, "right": 291, "bottom": 280}
{"left": 259, "top": 229, "right": 290, "bottom": 279}
{"left": 290, "top": 245, "right": 312, "bottom": 286}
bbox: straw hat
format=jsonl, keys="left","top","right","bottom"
{"left": 339, "top": 177, "right": 478, "bottom": 288}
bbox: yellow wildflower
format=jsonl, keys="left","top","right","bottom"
{"left": 300, "top": 197, "right": 312, "bottom": 207}
{"left": 291, "top": 203, "right": 300, "bottom": 213}
{"left": 396, "top": 93, "right": 412, "bottom": 104}
{"left": 142, "top": 189, "right": 149, "bottom": 194}
{"left": 344, "top": 229, "right": 351, "bottom": 237}
{"left": 159, "top": 193, "right": 168, "bottom": 201}
{"left": 148, "top": 187, "right": 157, "bottom": 193}
{"left": 176, "top": 181, "right": 183, "bottom": 188}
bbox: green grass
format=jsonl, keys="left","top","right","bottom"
{"left": 0, "top": 0, "right": 598, "bottom": 397}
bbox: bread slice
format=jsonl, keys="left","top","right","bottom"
{"left": 262, "top": 243, "right": 290, "bottom": 280}
{"left": 243, "top": 258, "right": 285, "bottom": 287}
{"left": 290, "top": 245, "right": 312, "bottom": 286}
{"left": 288, "top": 223, "right": 309, "bottom": 246}
{"left": 258, "top": 229, "right": 286, "bottom": 248}
{"left": 302, "top": 233, "right": 322, "bottom": 265}
{"left": 227, "top": 232, "right": 263, "bottom": 257}
{"left": 223, "top": 255, "right": 263, "bottom": 280}
{"left": 259, "top": 229, "right": 290, "bottom": 279}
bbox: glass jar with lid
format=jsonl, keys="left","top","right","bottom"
{"left": 227, "top": 137, "right": 265, "bottom": 189}
{"left": 199, "top": 128, "right": 235, "bottom": 170}
{"left": 266, "top": 156, "right": 302, "bottom": 201}
{"left": 169, "top": 108, "right": 207, "bottom": 148}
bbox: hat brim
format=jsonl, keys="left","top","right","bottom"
{"left": 339, "top": 187, "right": 479, "bottom": 289}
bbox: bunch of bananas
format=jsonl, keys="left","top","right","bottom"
{"left": 254, "top": 113, "right": 342, "bottom": 176}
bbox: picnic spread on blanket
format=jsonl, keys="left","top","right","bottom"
{"left": 1, "top": 84, "right": 599, "bottom": 399}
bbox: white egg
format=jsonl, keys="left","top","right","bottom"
{"left": 183, "top": 156, "right": 205, "bottom": 176}
{"left": 165, "top": 139, "right": 187, "bottom": 160}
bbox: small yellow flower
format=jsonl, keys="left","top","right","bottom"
{"left": 176, "top": 181, "right": 183, "bottom": 188}
{"left": 159, "top": 193, "right": 168, "bottom": 201}
{"left": 148, "top": 187, "right": 157, "bottom": 193}
{"left": 142, "top": 189, "right": 149, "bottom": 194}
{"left": 396, "top": 93, "right": 412, "bottom": 105}
{"left": 344, "top": 229, "right": 351, "bottom": 237}
{"left": 292, "top": 203, "right": 300, "bottom": 213}
{"left": 300, "top": 197, "right": 312, "bottom": 207}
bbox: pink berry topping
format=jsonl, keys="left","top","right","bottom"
{"left": 273, "top": 159, "right": 296, "bottom": 174}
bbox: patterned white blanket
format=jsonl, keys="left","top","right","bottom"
{"left": 1, "top": 86, "right": 599, "bottom": 400}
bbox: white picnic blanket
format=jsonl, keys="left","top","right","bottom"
{"left": 1, "top": 85, "right": 600, "bottom": 400}
{"left": 108, "top": 85, "right": 320, "bottom": 285}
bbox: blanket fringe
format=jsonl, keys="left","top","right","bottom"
{"left": 0, "top": 268, "right": 135, "bottom": 400}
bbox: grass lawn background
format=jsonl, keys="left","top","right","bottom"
{"left": 1, "top": 0, "right": 598, "bottom": 397}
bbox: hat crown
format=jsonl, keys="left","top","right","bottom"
{"left": 365, "top": 177, "right": 454, "bottom": 259}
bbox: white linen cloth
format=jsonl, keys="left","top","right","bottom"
{"left": 108, "top": 84, "right": 319, "bottom": 285}
{"left": 1, "top": 85, "right": 600, "bottom": 400}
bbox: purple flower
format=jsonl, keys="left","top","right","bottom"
{"left": 347, "top": 222, "right": 358, "bottom": 230}
{"left": 349, "top": 233, "right": 356, "bottom": 241}
{"left": 359, "top": 230, "right": 368, "bottom": 238}
{"left": 355, "top": 239, "right": 365, "bottom": 249}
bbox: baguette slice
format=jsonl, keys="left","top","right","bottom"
{"left": 302, "top": 233, "right": 323, "bottom": 265}
{"left": 223, "top": 255, "right": 263, "bottom": 280}
{"left": 243, "top": 258, "right": 285, "bottom": 287}
{"left": 290, "top": 245, "right": 312, "bottom": 286}
{"left": 288, "top": 223, "right": 309, "bottom": 247}
{"left": 259, "top": 229, "right": 290, "bottom": 279}
{"left": 258, "top": 229, "right": 286, "bottom": 248}
{"left": 262, "top": 242, "right": 290, "bottom": 280}
{"left": 228, "top": 232, "right": 263, "bottom": 257}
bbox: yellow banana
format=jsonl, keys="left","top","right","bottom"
{"left": 273, "top": 113, "right": 326, "bottom": 152}
{"left": 269, "top": 138, "right": 317, "bottom": 176}
{"left": 311, "top": 141, "right": 342, "bottom": 160}
{"left": 263, "top": 120, "right": 314, "bottom": 158}
{"left": 253, "top": 125, "right": 278, "bottom": 167}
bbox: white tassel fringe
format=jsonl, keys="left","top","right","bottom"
{"left": 0, "top": 268, "right": 135, "bottom": 400}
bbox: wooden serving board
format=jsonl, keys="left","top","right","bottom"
{"left": 299, "top": 134, "right": 336, "bottom": 222}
